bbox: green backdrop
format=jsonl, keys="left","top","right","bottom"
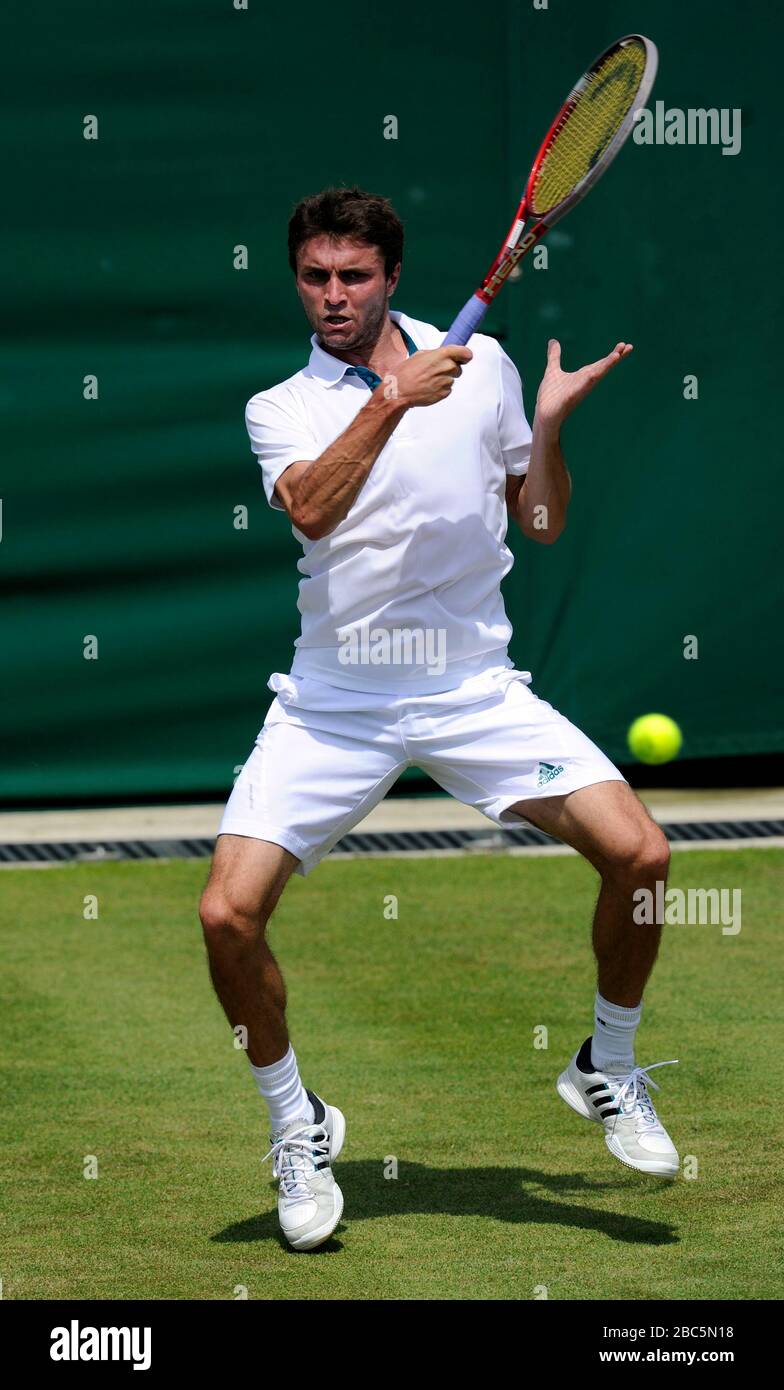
{"left": 3, "top": 0, "right": 781, "bottom": 801}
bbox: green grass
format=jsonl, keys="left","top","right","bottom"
{"left": 2, "top": 848, "right": 782, "bottom": 1300}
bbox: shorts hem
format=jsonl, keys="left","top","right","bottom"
{"left": 489, "top": 771, "right": 628, "bottom": 827}
{"left": 217, "top": 819, "right": 316, "bottom": 875}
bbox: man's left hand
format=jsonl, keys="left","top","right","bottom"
{"left": 535, "top": 338, "right": 633, "bottom": 432}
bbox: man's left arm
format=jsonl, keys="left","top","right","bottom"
{"left": 508, "top": 337, "right": 633, "bottom": 543}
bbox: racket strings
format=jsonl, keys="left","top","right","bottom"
{"left": 529, "top": 39, "right": 648, "bottom": 216}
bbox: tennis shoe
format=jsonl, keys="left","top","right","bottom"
{"left": 262, "top": 1089, "right": 346, "bottom": 1250}
{"left": 557, "top": 1037, "right": 679, "bottom": 1177}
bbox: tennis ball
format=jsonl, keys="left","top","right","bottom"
{"left": 627, "top": 713, "right": 682, "bottom": 765}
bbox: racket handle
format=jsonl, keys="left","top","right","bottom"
{"left": 442, "top": 293, "right": 489, "bottom": 346}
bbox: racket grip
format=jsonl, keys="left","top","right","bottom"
{"left": 442, "top": 294, "right": 489, "bottom": 346}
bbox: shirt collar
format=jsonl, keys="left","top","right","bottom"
{"left": 307, "top": 311, "right": 419, "bottom": 389}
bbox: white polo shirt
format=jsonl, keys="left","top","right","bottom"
{"left": 245, "top": 308, "right": 533, "bottom": 694}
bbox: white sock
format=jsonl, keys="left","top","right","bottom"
{"left": 591, "top": 992, "right": 642, "bottom": 1073}
{"left": 248, "top": 1044, "right": 314, "bottom": 1132}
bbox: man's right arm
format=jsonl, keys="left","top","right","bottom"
{"left": 274, "top": 388, "right": 407, "bottom": 541}
{"left": 274, "top": 345, "right": 472, "bottom": 540}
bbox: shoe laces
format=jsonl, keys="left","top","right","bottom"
{"left": 608, "top": 1059, "right": 678, "bottom": 1130}
{"left": 262, "top": 1121, "right": 329, "bottom": 1204}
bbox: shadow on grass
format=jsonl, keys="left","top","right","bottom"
{"left": 213, "top": 1162, "right": 678, "bottom": 1251}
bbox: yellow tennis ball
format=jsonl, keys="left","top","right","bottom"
{"left": 627, "top": 713, "right": 682, "bottom": 765}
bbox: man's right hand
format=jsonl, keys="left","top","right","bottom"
{"left": 385, "top": 345, "right": 473, "bottom": 407}
{"left": 274, "top": 347, "right": 472, "bottom": 539}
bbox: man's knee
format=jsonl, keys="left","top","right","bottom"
{"left": 602, "top": 819, "right": 671, "bottom": 882}
{"left": 199, "top": 887, "right": 270, "bottom": 947}
{"left": 199, "top": 837, "right": 296, "bottom": 947}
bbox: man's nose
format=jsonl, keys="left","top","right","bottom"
{"left": 324, "top": 274, "right": 346, "bottom": 305}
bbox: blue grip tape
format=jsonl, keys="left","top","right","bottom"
{"left": 442, "top": 294, "right": 489, "bottom": 346}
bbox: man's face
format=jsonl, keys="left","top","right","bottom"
{"left": 295, "top": 235, "right": 400, "bottom": 353}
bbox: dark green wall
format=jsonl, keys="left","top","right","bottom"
{"left": 3, "top": 1, "right": 781, "bottom": 800}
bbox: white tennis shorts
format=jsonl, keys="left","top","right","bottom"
{"left": 219, "top": 664, "right": 626, "bottom": 875}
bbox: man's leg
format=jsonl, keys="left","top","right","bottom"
{"left": 508, "top": 780, "right": 679, "bottom": 1174}
{"left": 200, "top": 832, "right": 347, "bottom": 1248}
{"left": 507, "top": 779, "right": 670, "bottom": 1010}
{"left": 199, "top": 832, "right": 299, "bottom": 1067}
{"left": 201, "top": 691, "right": 406, "bottom": 1248}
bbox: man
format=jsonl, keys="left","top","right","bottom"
{"left": 200, "top": 187, "right": 678, "bottom": 1253}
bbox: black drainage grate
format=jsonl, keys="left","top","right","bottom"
{"left": 334, "top": 818, "right": 784, "bottom": 857}
{"left": 0, "top": 838, "right": 215, "bottom": 865}
{"left": 0, "top": 819, "right": 783, "bottom": 866}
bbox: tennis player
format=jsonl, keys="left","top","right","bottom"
{"left": 200, "top": 187, "right": 679, "bottom": 1252}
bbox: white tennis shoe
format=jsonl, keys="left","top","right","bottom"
{"left": 557, "top": 1037, "right": 679, "bottom": 1177}
{"left": 262, "top": 1089, "right": 346, "bottom": 1250}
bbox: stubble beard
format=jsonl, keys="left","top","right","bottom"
{"left": 313, "top": 293, "right": 390, "bottom": 357}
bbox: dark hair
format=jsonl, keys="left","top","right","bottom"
{"left": 288, "top": 186, "right": 404, "bottom": 279}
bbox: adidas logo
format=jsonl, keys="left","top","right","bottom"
{"left": 537, "top": 761, "right": 565, "bottom": 788}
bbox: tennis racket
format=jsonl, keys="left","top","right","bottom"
{"left": 443, "top": 34, "right": 658, "bottom": 346}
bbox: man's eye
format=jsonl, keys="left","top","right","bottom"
{"left": 303, "top": 270, "right": 368, "bottom": 283}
